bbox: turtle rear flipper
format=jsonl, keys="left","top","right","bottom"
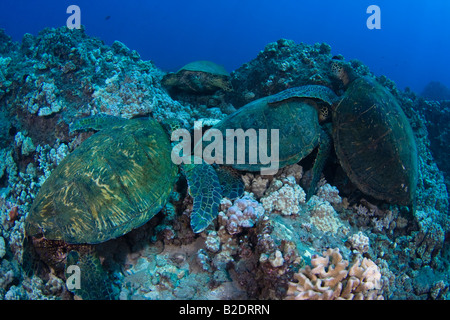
{"left": 306, "top": 127, "right": 332, "bottom": 200}
{"left": 22, "top": 237, "right": 45, "bottom": 277}
{"left": 182, "top": 160, "right": 222, "bottom": 233}
{"left": 65, "top": 250, "right": 117, "bottom": 300}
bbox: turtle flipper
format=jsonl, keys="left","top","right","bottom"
{"left": 215, "top": 166, "right": 244, "bottom": 200}
{"left": 306, "top": 127, "right": 332, "bottom": 200}
{"left": 65, "top": 250, "right": 117, "bottom": 300}
{"left": 267, "top": 85, "right": 339, "bottom": 106}
{"left": 69, "top": 114, "right": 127, "bottom": 133}
{"left": 22, "top": 237, "right": 42, "bottom": 277}
{"left": 182, "top": 159, "right": 222, "bottom": 233}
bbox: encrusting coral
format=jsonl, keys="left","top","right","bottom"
{"left": 286, "top": 248, "right": 383, "bottom": 300}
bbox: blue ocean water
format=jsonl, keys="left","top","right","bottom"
{"left": 1, "top": 0, "right": 449, "bottom": 93}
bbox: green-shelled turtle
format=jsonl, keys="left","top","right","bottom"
{"left": 162, "top": 60, "right": 231, "bottom": 93}
{"left": 331, "top": 61, "right": 418, "bottom": 206}
{"left": 24, "top": 114, "right": 236, "bottom": 299}
{"left": 198, "top": 69, "right": 418, "bottom": 208}
{"left": 196, "top": 84, "right": 338, "bottom": 199}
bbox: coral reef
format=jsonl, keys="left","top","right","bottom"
{"left": 0, "top": 25, "right": 449, "bottom": 301}
{"left": 227, "top": 39, "right": 370, "bottom": 108}
{"left": 414, "top": 99, "right": 450, "bottom": 192}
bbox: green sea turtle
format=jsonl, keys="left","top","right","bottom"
{"left": 24, "top": 115, "right": 233, "bottom": 299}
{"left": 198, "top": 71, "right": 418, "bottom": 208}
{"left": 330, "top": 61, "right": 418, "bottom": 206}
{"left": 196, "top": 85, "right": 338, "bottom": 199}
{"left": 162, "top": 60, "right": 232, "bottom": 93}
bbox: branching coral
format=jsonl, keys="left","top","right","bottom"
{"left": 286, "top": 248, "right": 383, "bottom": 300}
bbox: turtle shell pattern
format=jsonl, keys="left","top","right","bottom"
{"left": 25, "top": 118, "right": 178, "bottom": 244}
{"left": 267, "top": 85, "right": 339, "bottom": 106}
{"left": 332, "top": 77, "right": 418, "bottom": 205}
{"left": 180, "top": 60, "right": 229, "bottom": 76}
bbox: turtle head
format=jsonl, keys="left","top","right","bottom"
{"left": 161, "top": 118, "right": 186, "bottom": 136}
{"left": 161, "top": 73, "right": 178, "bottom": 87}
{"left": 318, "top": 105, "right": 330, "bottom": 122}
{"left": 331, "top": 60, "right": 357, "bottom": 88}
{"left": 212, "top": 77, "right": 233, "bottom": 92}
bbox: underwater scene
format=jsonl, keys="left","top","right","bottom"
{"left": 0, "top": 0, "right": 449, "bottom": 303}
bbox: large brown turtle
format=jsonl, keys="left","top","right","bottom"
{"left": 162, "top": 60, "right": 232, "bottom": 93}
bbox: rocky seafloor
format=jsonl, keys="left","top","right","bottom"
{"left": 0, "top": 26, "right": 449, "bottom": 300}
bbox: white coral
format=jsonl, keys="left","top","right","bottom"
{"left": 14, "top": 132, "right": 35, "bottom": 156}
{"left": 347, "top": 232, "right": 370, "bottom": 254}
{"left": 205, "top": 231, "right": 220, "bottom": 253}
{"left": 242, "top": 164, "right": 303, "bottom": 199}
{"left": 307, "top": 195, "right": 347, "bottom": 234}
{"left": 316, "top": 183, "right": 342, "bottom": 204}
{"left": 261, "top": 176, "right": 306, "bottom": 216}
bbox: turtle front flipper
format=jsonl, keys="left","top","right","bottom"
{"left": 182, "top": 159, "right": 222, "bottom": 233}
{"left": 65, "top": 250, "right": 117, "bottom": 300}
{"left": 215, "top": 166, "right": 244, "bottom": 200}
{"left": 306, "top": 127, "right": 332, "bottom": 200}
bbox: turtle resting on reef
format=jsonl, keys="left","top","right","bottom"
{"left": 196, "top": 84, "right": 338, "bottom": 200}
{"left": 198, "top": 69, "right": 418, "bottom": 208}
{"left": 24, "top": 114, "right": 242, "bottom": 299}
{"left": 330, "top": 61, "right": 418, "bottom": 206}
{"left": 161, "top": 60, "right": 232, "bottom": 93}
